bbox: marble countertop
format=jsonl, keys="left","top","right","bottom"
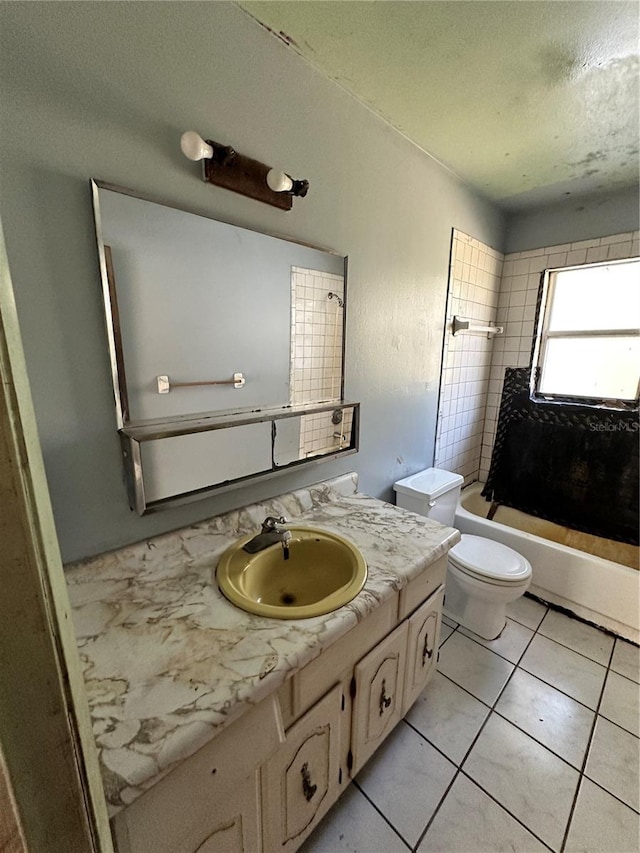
{"left": 65, "top": 473, "right": 459, "bottom": 814}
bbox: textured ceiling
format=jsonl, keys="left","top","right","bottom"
{"left": 239, "top": 1, "right": 640, "bottom": 211}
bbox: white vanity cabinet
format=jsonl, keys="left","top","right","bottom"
{"left": 350, "top": 621, "right": 408, "bottom": 775}
{"left": 402, "top": 587, "right": 444, "bottom": 714}
{"left": 110, "top": 555, "right": 448, "bottom": 853}
{"left": 110, "top": 696, "right": 284, "bottom": 853}
{"left": 261, "top": 684, "right": 343, "bottom": 851}
{"left": 347, "top": 584, "right": 443, "bottom": 774}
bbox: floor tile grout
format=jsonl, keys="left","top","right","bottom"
{"left": 434, "top": 669, "right": 492, "bottom": 710}
{"left": 306, "top": 602, "right": 639, "bottom": 851}
{"left": 350, "top": 779, "right": 412, "bottom": 851}
{"left": 441, "top": 623, "right": 607, "bottom": 716}
{"left": 591, "top": 710, "right": 640, "bottom": 740}
{"left": 516, "top": 662, "right": 605, "bottom": 713}
{"left": 604, "top": 666, "right": 640, "bottom": 687}
{"left": 580, "top": 773, "right": 640, "bottom": 817}
{"left": 411, "top": 767, "right": 461, "bottom": 852}
{"left": 432, "top": 608, "right": 638, "bottom": 851}
{"left": 490, "top": 707, "right": 592, "bottom": 772}
{"left": 535, "top": 629, "right": 612, "bottom": 668}
{"left": 558, "top": 636, "right": 617, "bottom": 852}
{"left": 456, "top": 768, "right": 556, "bottom": 852}
{"left": 441, "top": 617, "right": 639, "bottom": 733}
{"left": 413, "top": 626, "right": 541, "bottom": 851}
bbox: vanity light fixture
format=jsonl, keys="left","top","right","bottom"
{"left": 180, "top": 131, "right": 309, "bottom": 211}
{"left": 266, "top": 168, "right": 309, "bottom": 198}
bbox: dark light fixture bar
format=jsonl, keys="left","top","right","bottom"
{"left": 180, "top": 131, "right": 308, "bottom": 211}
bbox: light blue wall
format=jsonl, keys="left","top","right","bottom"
{"left": 505, "top": 186, "right": 640, "bottom": 253}
{"left": 0, "top": 2, "right": 504, "bottom": 562}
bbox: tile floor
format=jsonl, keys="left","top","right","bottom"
{"left": 300, "top": 595, "right": 640, "bottom": 853}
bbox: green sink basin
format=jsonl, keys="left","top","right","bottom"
{"left": 216, "top": 527, "right": 367, "bottom": 619}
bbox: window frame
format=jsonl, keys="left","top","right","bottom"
{"left": 530, "top": 257, "right": 640, "bottom": 410}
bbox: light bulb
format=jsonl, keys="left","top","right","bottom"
{"left": 266, "top": 169, "right": 293, "bottom": 193}
{"left": 180, "top": 131, "right": 214, "bottom": 162}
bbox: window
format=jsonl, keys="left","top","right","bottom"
{"left": 532, "top": 258, "right": 640, "bottom": 406}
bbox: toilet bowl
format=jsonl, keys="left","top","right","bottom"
{"left": 445, "top": 534, "right": 531, "bottom": 639}
{"left": 393, "top": 468, "right": 532, "bottom": 640}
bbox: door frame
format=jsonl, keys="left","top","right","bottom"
{"left": 0, "top": 219, "right": 112, "bottom": 851}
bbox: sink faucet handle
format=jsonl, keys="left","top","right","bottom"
{"left": 261, "top": 515, "right": 288, "bottom": 532}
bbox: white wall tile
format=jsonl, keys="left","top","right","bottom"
{"left": 599, "top": 232, "right": 634, "bottom": 245}
{"left": 478, "top": 231, "right": 638, "bottom": 481}
{"left": 547, "top": 252, "right": 568, "bottom": 267}
{"left": 435, "top": 230, "right": 504, "bottom": 483}
{"left": 570, "top": 238, "right": 601, "bottom": 251}
{"left": 607, "top": 241, "right": 633, "bottom": 259}
{"left": 566, "top": 249, "right": 588, "bottom": 265}
{"left": 586, "top": 246, "right": 609, "bottom": 263}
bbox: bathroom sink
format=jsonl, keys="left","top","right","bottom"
{"left": 216, "top": 527, "right": 367, "bottom": 619}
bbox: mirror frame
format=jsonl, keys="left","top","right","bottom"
{"left": 91, "top": 180, "right": 359, "bottom": 514}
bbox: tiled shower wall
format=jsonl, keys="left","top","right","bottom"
{"left": 436, "top": 228, "right": 639, "bottom": 485}
{"left": 479, "top": 229, "right": 640, "bottom": 482}
{"left": 434, "top": 231, "right": 504, "bottom": 483}
{"left": 298, "top": 406, "right": 354, "bottom": 459}
{"left": 290, "top": 266, "right": 344, "bottom": 406}
{"left": 290, "top": 266, "right": 346, "bottom": 457}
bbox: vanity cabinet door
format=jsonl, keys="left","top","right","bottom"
{"left": 191, "top": 773, "right": 261, "bottom": 853}
{"left": 112, "top": 773, "right": 261, "bottom": 853}
{"left": 110, "top": 695, "right": 282, "bottom": 853}
{"left": 261, "top": 684, "right": 342, "bottom": 852}
{"left": 350, "top": 621, "right": 408, "bottom": 776}
{"left": 402, "top": 586, "right": 444, "bottom": 715}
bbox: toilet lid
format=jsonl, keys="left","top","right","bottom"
{"left": 450, "top": 535, "right": 531, "bottom": 583}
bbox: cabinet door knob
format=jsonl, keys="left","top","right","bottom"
{"left": 301, "top": 762, "right": 317, "bottom": 802}
{"left": 379, "top": 678, "right": 392, "bottom": 716}
{"left": 422, "top": 633, "right": 433, "bottom": 667}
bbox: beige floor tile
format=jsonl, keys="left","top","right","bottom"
{"left": 406, "top": 671, "right": 489, "bottom": 764}
{"left": 585, "top": 717, "right": 640, "bottom": 812}
{"left": 418, "top": 774, "right": 548, "bottom": 852}
{"left": 520, "top": 635, "right": 606, "bottom": 709}
{"left": 611, "top": 638, "right": 640, "bottom": 684}
{"left": 565, "top": 777, "right": 640, "bottom": 853}
{"left": 599, "top": 670, "right": 640, "bottom": 737}
{"left": 506, "top": 596, "right": 547, "bottom": 630}
{"left": 538, "top": 610, "right": 614, "bottom": 665}
{"left": 437, "top": 631, "right": 514, "bottom": 706}
{"left": 495, "top": 669, "right": 594, "bottom": 768}
{"left": 300, "top": 783, "right": 408, "bottom": 853}
{"left": 463, "top": 714, "right": 579, "bottom": 851}
{"left": 356, "top": 722, "right": 456, "bottom": 848}
{"left": 459, "top": 617, "right": 533, "bottom": 664}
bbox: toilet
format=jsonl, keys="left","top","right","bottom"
{"left": 394, "top": 468, "right": 532, "bottom": 640}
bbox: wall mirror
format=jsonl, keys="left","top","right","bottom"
{"left": 91, "top": 180, "right": 358, "bottom": 514}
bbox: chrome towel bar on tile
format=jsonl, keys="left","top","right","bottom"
{"left": 451, "top": 316, "right": 503, "bottom": 336}
{"left": 156, "top": 373, "right": 245, "bottom": 393}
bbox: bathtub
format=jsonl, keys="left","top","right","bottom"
{"left": 455, "top": 482, "right": 639, "bottom": 644}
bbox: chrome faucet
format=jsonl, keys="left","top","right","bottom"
{"left": 242, "top": 516, "right": 292, "bottom": 558}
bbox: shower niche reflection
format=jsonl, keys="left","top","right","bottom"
{"left": 92, "top": 181, "right": 358, "bottom": 514}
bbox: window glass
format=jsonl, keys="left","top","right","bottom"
{"left": 539, "top": 336, "right": 639, "bottom": 399}
{"left": 535, "top": 258, "right": 639, "bottom": 404}
{"left": 548, "top": 260, "right": 640, "bottom": 332}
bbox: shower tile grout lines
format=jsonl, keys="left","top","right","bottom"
{"left": 301, "top": 595, "right": 640, "bottom": 853}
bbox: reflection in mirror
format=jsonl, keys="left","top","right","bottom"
{"left": 91, "top": 181, "right": 358, "bottom": 513}
{"left": 141, "top": 423, "right": 273, "bottom": 504}
{"left": 273, "top": 406, "right": 356, "bottom": 468}
{"left": 290, "top": 266, "right": 344, "bottom": 407}
{"left": 93, "top": 182, "right": 346, "bottom": 426}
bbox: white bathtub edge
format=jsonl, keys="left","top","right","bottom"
{"left": 455, "top": 483, "right": 639, "bottom": 644}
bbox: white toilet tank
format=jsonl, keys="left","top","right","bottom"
{"left": 393, "top": 468, "right": 464, "bottom": 527}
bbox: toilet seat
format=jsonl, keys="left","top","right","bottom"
{"left": 449, "top": 535, "right": 531, "bottom": 585}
